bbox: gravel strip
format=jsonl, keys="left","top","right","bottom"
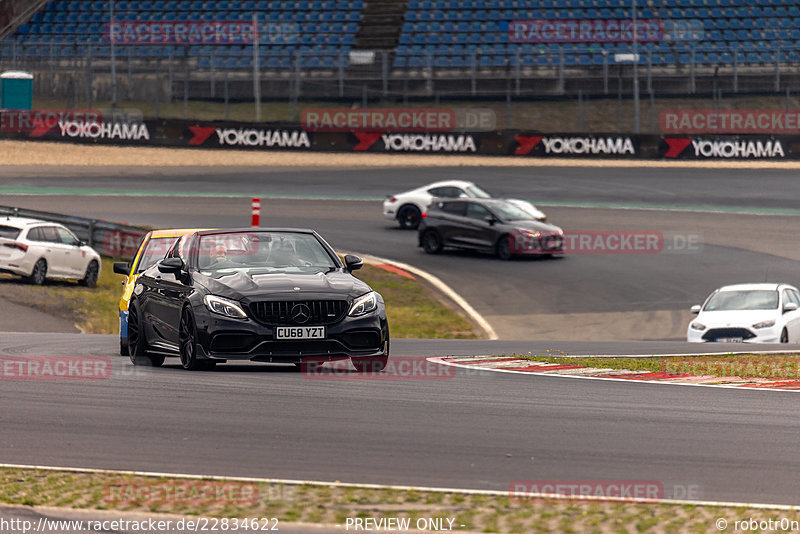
{"left": 3, "top": 140, "right": 800, "bottom": 168}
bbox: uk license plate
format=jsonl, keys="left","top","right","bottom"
{"left": 716, "top": 337, "right": 743, "bottom": 343}
{"left": 275, "top": 326, "right": 326, "bottom": 340}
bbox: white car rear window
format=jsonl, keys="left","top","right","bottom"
{"left": 0, "top": 225, "right": 20, "bottom": 239}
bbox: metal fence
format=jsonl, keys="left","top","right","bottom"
{"left": 0, "top": 205, "right": 149, "bottom": 260}
{"left": 2, "top": 39, "right": 800, "bottom": 132}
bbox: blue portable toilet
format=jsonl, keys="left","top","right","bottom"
{"left": 1, "top": 71, "right": 34, "bottom": 110}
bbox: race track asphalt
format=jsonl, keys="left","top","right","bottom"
{"left": 1, "top": 164, "right": 800, "bottom": 506}
{"left": 0, "top": 333, "right": 798, "bottom": 506}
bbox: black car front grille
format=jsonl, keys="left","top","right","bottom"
{"left": 702, "top": 328, "right": 756, "bottom": 342}
{"left": 249, "top": 300, "right": 349, "bottom": 326}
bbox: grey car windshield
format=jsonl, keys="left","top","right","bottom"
{"left": 704, "top": 290, "right": 779, "bottom": 311}
{"left": 197, "top": 232, "right": 337, "bottom": 273}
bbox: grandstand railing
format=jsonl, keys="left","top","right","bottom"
{"left": 2, "top": 38, "right": 798, "bottom": 108}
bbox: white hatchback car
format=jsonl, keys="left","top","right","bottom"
{"left": 383, "top": 180, "right": 547, "bottom": 229}
{"left": 687, "top": 283, "right": 800, "bottom": 343}
{"left": 0, "top": 216, "right": 102, "bottom": 287}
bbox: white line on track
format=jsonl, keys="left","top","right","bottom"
{"left": 0, "top": 463, "right": 797, "bottom": 511}
{"left": 346, "top": 251, "right": 498, "bottom": 340}
{"left": 429, "top": 356, "right": 800, "bottom": 392}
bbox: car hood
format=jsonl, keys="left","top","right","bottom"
{"left": 194, "top": 270, "right": 372, "bottom": 301}
{"left": 508, "top": 220, "right": 563, "bottom": 233}
{"left": 695, "top": 309, "right": 779, "bottom": 327}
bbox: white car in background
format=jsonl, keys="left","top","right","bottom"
{"left": 0, "top": 216, "right": 102, "bottom": 287}
{"left": 687, "top": 283, "right": 800, "bottom": 343}
{"left": 383, "top": 180, "right": 547, "bottom": 229}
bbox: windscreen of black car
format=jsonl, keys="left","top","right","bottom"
{"left": 136, "top": 236, "right": 179, "bottom": 273}
{"left": 197, "top": 232, "right": 337, "bottom": 273}
{"left": 0, "top": 225, "right": 20, "bottom": 239}
{"left": 703, "top": 290, "right": 779, "bottom": 311}
{"left": 489, "top": 202, "right": 533, "bottom": 222}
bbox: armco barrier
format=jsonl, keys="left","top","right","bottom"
{"left": 0, "top": 205, "right": 149, "bottom": 260}
{"left": 0, "top": 111, "right": 795, "bottom": 160}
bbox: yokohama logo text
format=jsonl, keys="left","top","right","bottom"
{"left": 380, "top": 134, "right": 476, "bottom": 152}
{"left": 690, "top": 139, "right": 784, "bottom": 158}
{"left": 541, "top": 136, "right": 635, "bottom": 155}
{"left": 214, "top": 129, "right": 311, "bottom": 148}
{"left": 58, "top": 121, "right": 150, "bottom": 141}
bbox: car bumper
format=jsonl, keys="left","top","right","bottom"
{"left": 509, "top": 232, "right": 564, "bottom": 255}
{"left": 383, "top": 203, "right": 397, "bottom": 220}
{"left": 119, "top": 310, "right": 128, "bottom": 343}
{"left": 0, "top": 255, "right": 35, "bottom": 277}
{"left": 687, "top": 325, "right": 780, "bottom": 343}
{"left": 194, "top": 308, "right": 389, "bottom": 362}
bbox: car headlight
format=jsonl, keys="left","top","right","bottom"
{"left": 349, "top": 291, "right": 378, "bottom": 317}
{"left": 690, "top": 322, "right": 706, "bottom": 331}
{"left": 203, "top": 295, "right": 248, "bottom": 319}
{"left": 752, "top": 320, "right": 776, "bottom": 329}
{"left": 516, "top": 228, "right": 540, "bottom": 237}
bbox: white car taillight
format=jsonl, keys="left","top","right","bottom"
{"left": 2, "top": 242, "right": 28, "bottom": 252}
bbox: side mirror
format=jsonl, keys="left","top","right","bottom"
{"left": 113, "top": 262, "right": 130, "bottom": 276}
{"left": 484, "top": 215, "right": 496, "bottom": 225}
{"left": 344, "top": 254, "right": 363, "bottom": 272}
{"left": 690, "top": 305, "right": 701, "bottom": 314}
{"left": 157, "top": 257, "right": 184, "bottom": 274}
{"left": 784, "top": 302, "right": 799, "bottom": 313}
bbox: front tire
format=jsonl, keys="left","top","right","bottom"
{"left": 781, "top": 329, "right": 789, "bottom": 343}
{"left": 79, "top": 260, "right": 99, "bottom": 288}
{"left": 422, "top": 230, "right": 443, "bottom": 254}
{"left": 128, "top": 300, "right": 162, "bottom": 366}
{"left": 496, "top": 235, "right": 514, "bottom": 260}
{"left": 179, "top": 306, "right": 210, "bottom": 370}
{"left": 397, "top": 205, "right": 422, "bottom": 230}
{"left": 26, "top": 259, "right": 47, "bottom": 285}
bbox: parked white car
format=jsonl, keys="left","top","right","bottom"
{"left": 687, "top": 283, "right": 800, "bottom": 343}
{"left": 383, "top": 180, "right": 547, "bottom": 229}
{"left": 0, "top": 216, "right": 101, "bottom": 287}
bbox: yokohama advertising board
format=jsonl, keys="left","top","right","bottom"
{"left": 511, "top": 134, "right": 639, "bottom": 158}
{"left": 660, "top": 136, "right": 791, "bottom": 160}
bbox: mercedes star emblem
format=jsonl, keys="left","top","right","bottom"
{"left": 291, "top": 304, "right": 311, "bottom": 324}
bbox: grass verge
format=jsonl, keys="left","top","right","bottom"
{"left": 0, "top": 257, "right": 478, "bottom": 338}
{"left": 0, "top": 467, "right": 797, "bottom": 533}
{"left": 522, "top": 353, "right": 800, "bottom": 380}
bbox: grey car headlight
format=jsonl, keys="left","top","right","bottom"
{"left": 349, "top": 291, "right": 378, "bottom": 317}
{"left": 690, "top": 322, "right": 706, "bottom": 331}
{"left": 204, "top": 295, "right": 248, "bottom": 320}
{"left": 752, "top": 320, "right": 776, "bottom": 329}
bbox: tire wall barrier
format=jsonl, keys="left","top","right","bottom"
{"left": 1, "top": 112, "right": 797, "bottom": 160}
